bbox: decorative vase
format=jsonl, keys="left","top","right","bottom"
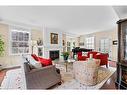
{"left": 63, "top": 55, "right": 69, "bottom": 61}
{"left": 87, "top": 54, "right": 93, "bottom": 64}
{"left": 89, "top": 54, "right": 93, "bottom": 60}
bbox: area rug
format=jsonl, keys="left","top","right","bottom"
{"left": 0, "top": 69, "right": 24, "bottom": 89}
{"left": 54, "top": 64, "right": 116, "bottom": 89}
{"left": 0, "top": 65, "right": 116, "bottom": 90}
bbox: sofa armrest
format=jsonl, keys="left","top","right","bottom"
{"left": 25, "top": 65, "right": 61, "bottom": 89}
{"left": 28, "top": 65, "right": 56, "bottom": 74}
{"left": 26, "top": 65, "right": 61, "bottom": 79}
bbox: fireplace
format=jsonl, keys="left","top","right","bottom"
{"left": 49, "top": 50, "right": 59, "bottom": 60}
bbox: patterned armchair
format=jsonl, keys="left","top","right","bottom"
{"left": 73, "top": 60, "right": 100, "bottom": 86}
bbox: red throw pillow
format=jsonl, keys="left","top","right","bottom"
{"left": 31, "top": 54, "right": 39, "bottom": 61}
{"left": 88, "top": 51, "right": 98, "bottom": 58}
{"left": 38, "top": 57, "right": 52, "bottom": 66}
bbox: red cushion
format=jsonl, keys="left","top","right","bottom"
{"left": 87, "top": 51, "right": 98, "bottom": 58}
{"left": 77, "top": 52, "right": 88, "bottom": 61}
{"left": 94, "top": 53, "right": 108, "bottom": 65}
{"left": 78, "top": 56, "right": 87, "bottom": 61}
{"left": 31, "top": 54, "right": 39, "bottom": 61}
{"left": 38, "top": 57, "right": 52, "bottom": 66}
{"left": 77, "top": 52, "right": 82, "bottom": 57}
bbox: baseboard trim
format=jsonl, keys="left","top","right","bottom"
{"left": 2, "top": 66, "right": 21, "bottom": 70}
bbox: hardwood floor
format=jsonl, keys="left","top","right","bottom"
{"left": 100, "top": 71, "right": 117, "bottom": 89}
{"left": 0, "top": 66, "right": 21, "bottom": 86}
{"left": 0, "top": 70, "right": 7, "bottom": 86}
{"left": 100, "top": 61, "right": 117, "bottom": 89}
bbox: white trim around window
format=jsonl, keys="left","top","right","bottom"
{"left": 9, "top": 25, "right": 31, "bottom": 55}
{"left": 85, "top": 36, "right": 95, "bottom": 49}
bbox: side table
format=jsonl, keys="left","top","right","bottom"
{"left": 64, "top": 60, "right": 68, "bottom": 72}
{"left": 65, "top": 59, "right": 75, "bottom": 72}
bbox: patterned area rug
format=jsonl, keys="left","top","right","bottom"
{"left": 0, "top": 69, "right": 24, "bottom": 89}
{"left": 54, "top": 64, "right": 116, "bottom": 89}
{"left": 0, "top": 64, "right": 116, "bottom": 89}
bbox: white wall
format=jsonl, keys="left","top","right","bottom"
{"left": 43, "top": 27, "right": 63, "bottom": 59}
{"left": 79, "top": 28, "right": 118, "bottom": 61}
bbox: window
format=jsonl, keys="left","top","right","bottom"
{"left": 10, "top": 26, "right": 30, "bottom": 55}
{"left": 67, "top": 41, "right": 71, "bottom": 52}
{"left": 66, "top": 40, "right": 76, "bottom": 52}
{"left": 100, "top": 38, "right": 112, "bottom": 60}
{"left": 86, "top": 37, "right": 94, "bottom": 49}
{"left": 100, "top": 38, "right": 110, "bottom": 53}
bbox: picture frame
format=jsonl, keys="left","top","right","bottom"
{"left": 37, "top": 38, "right": 43, "bottom": 46}
{"left": 50, "top": 33, "right": 58, "bottom": 44}
{"left": 63, "top": 40, "right": 65, "bottom": 46}
{"left": 113, "top": 40, "right": 118, "bottom": 45}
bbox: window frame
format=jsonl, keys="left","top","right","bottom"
{"left": 100, "top": 38, "right": 110, "bottom": 53}
{"left": 9, "top": 25, "right": 31, "bottom": 55}
{"left": 85, "top": 36, "right": 95, "bottom": 49}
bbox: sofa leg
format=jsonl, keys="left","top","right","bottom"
{"left": 58, "top": 81, "right": 62, "bottom": 85}
{"left": 106, "top": 64, "right": 108, "bottom": 68}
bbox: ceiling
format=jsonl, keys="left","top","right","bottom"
{"left": 113, "top": 6, "right": 127, "bottom": 19}
{"left": 0, "top": 6, "right": 126, "bottom": 35}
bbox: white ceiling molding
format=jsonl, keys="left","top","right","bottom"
{"left": 0, "top": 18, "right": 43, "bottom": 31}
{"left": 113, "top": 6, "right": 127, "bottom": 19}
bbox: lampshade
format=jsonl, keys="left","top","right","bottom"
{"left": 31, "top": 40, "right": 37, "bottom": 46}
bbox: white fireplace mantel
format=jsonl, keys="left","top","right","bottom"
{"left": 42, "top": 27, "right": 63, "bottom": 59}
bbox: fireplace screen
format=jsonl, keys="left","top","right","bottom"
{"left": 49, "top": 50, "right": 59, "bottom": 60}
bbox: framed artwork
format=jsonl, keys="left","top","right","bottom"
{"left": 63, "top": 40, "right": 65, "bottom": 46}
{"left": 37, "top": 38, "right": 43, "bottom": 46}
{"left": 50, "top": 33, "right": 58, "bottom": 44}
{"left": 11, "top": 30, "right": 30, "bottom": 54}
{"left": 113, "top": 40, "right": 118, "bottom": 45}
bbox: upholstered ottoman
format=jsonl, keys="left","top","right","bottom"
{"left": 73, "top": 59, "right": 100, "bottom": 86}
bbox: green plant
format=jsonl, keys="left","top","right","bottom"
{"left": 62, "top": 51, "right": 69, "bottom": 56}
{"left": 0, "top": 35, "right": 4, "bottom": 56}
{"left": 61, "top": 52, "right": 70, "bottom": 60}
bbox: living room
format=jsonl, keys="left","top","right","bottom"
{"left": 0, "top": 6, "right": 126, "bottom": 90}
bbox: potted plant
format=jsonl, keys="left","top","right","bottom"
{"left": 61, "top": 52, "right": 69, "bottom": 61}
{"left": 0, "top": 35, "right": 4, "bottom": 56}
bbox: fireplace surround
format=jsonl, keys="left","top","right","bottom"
{"left": 49, "top": 50, "right": 59, "bottom": 60}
